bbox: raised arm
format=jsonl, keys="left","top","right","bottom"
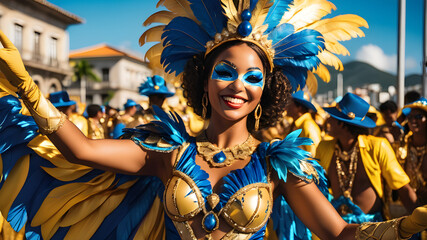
{"left": 275, "top": 174, "right": 427, "bottom": 240}
{"left": 0, "top": 30, "right": 169, "bottom": 177}
{"left": 274, "top": 173, "right": 358, "bottom": 239}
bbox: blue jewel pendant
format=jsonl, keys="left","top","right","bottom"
{"left": 213, "top": 151, "right": 226, "bottom": 163}
{"left": 202, "top": 212, "right": 219, "bottom": 232}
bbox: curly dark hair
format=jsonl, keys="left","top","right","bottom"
{"left": 181, "top": 40, "right": 291, "bottom": 132}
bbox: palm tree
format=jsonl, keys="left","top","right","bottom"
{"left": 71, "top": 60, "right": 101, "bottom": 103}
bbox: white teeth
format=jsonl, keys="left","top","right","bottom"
{"left": 223, "top": 96, "right": 244, "bottom": 104}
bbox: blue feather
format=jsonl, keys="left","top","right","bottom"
{"left": 267, "top": 129, "right": 313, "bottom": 182}
{"left": 272, "top": 196, "right": 312, "bottom": 240}
{"left": 249, "top": 0, "right": 258, "bottom": 11}
{"left": 280, "top": 66, "right": 308, "bottom": 92}
{"left": 175, "top": 144, "right": 211, "bottom": 198}
{"left": 269, "top": 24, "right": 325, "bottom": 76}
{"left": 219, "top": 153, "right": 268, "bottom": 209}
{"left": 188, "top": 0, "right": 226, "bottom": 37}
{"left": 116, "top": 177, "right": 163, "bottom": 240}
{"left": 330, "top": 196, "right": 383, "bottom": 223}
{"left": 91, "top": 176, "right": 162, "bottom": 239}
{"left": 122, "top": 106, "right": 190, "bottom": 152}
{"left": 161, "top": 17, "right": 211, "bottom": 74}
{"left": 25, "top": 231, "right": 41, "bottom": 240}
{"left": 263, "top": 0, "right": 293, "bottom": 33}
{"left": 249, "top": 224, "right": 267, "bottom": 239}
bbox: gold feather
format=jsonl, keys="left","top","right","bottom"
{"left": 309, "top": 15, "right": 368, "bottom": 42}
{"left": 60, "top": 180, "right": 136, "bottom": 227}
{"left": 325, "top": 41, "right": 350, "bottom": 56}
{"left": 64, "top": 187, "right": 130, "bottom": 240}
{"left": 139, "top": 26, "right": 165, "bottom": 46}
{"left": 250, "top": 0, "right": 273, "bottom": 29}
{"left": 317, "top": 50, "right": 343, "bottom": 71}
{"left": 313, "top": 63, "right": 331, "bottom": 83}
{"left": 157, "top": 0, "right": 198, "bottom": 22}
{"left": 281, "top": 0, "right": 336, "bottom": 30}
{"left": 238, "top": 0, "right": 251, "bottom": 14}
{"left": 221, "top": 0, "right": 239, "bottom": 27}
{"left": 133, "top": 197, "right": 165, "bottom": 240}
{"left": 0, "top": 155, "right": 29, "bottom": 217}
{"left": 306, "top": 70, "right": 318, "bottom": 96}
{"left": 145, "top": 43, "right": 164, "bottom": 69}
{"left": 143, "top": 11, "right": 176, "bottom": 26}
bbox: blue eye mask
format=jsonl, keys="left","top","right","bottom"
{"left": 211, "top": 61, "right": 264, "bottom": 88}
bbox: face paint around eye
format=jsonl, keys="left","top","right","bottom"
{"left": 242, "top": 70, "right": 264, "bottom": 88}
{"left": 211, "top": 62, "right": 238, "bottom": 81}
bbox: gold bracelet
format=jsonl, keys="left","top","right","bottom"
{"left": 19, "top": 85, "right": 66, "bottom": 135}
{"left": 356, "top": 217, "right": 410, "bottom": 240}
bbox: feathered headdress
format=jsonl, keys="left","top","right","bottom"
{"left": 140, "top": 0, "right": 368, "bottom": 92}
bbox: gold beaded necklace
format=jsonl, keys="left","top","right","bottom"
{"left": 196, "top": 130, "right": 257, "bottom": 168}
{"left": 406, "top": 139, "right": 427, "bottom": 190}
{"left": 335, "top": 142, "right": 359, "bottom": 201}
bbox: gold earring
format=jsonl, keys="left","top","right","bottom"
{"left": 202, "top": 92, "right": 208, "bottom": 119}
{"left": 254, "top": 103, "right": 262, "bottom": 131}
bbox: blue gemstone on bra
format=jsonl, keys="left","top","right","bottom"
{"left": 213, "top": 151, "right": 226, "bottom": 163}
{"left": 203, "top": 213, "right": 217, "bottom": 231}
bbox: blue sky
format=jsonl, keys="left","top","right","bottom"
{"left": 49, "top": 0, "right": 424, "bottom": 75}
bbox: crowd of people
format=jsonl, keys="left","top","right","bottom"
{"left": 0, "top": 0, "right": 426, "bottom": 239}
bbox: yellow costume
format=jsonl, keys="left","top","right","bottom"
{"left": 68, "top": 113, "right": 88, "bottom": 137}
{"left": 87, "top": 118, "right": 105, "bottom": 139}
{"left": 291, "top": 112, "right": 321, "bottom": 156}
{"left": 316, "top": 135, "right": 409, "bottom": 199}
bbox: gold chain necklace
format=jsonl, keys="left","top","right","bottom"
{"left": 196, "top": 130, "right": 257, "bottom": 168}
{"left": 335, "top": 142, "right": 359, "bottom": 201}
{"left": 334, "top": 143, "right": 357, "bottom": 161}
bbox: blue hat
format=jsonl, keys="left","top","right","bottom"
{"left": 402, "top": 97, "right": 427, "bottom": 115}
{"left": 292, "top": 90, "right": 317, "bottom": 112}
{"left": 323, "top": 92, "right": 376, "bottom": 128}
{"left": 49, "top": 91, "right": 76, "bottom": 108}
{"left": 124, "top": 99, "right": 138, "bottom": 109}
{"left": 139, "top": 75, "right": 174, "bottom": 97}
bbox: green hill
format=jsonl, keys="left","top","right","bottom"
{"left": 316, "top": 61, "right": 422, "bottom": 95}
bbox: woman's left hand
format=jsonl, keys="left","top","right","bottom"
{"left": 400, "top": 204, "right": 427, "bottom": 238}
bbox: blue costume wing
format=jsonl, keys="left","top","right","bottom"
{"left": 259, "top": 129, "right": 331, "bottom": 240}
{"left": 0, "top": 96, "right": 187, "bottom": 240}
{"left": 121, "top": 105, "right": 190, "bottom": 152}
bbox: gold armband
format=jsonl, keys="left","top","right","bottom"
{"left": 356, "top": 217, "right": 409, "bottom": 240}
{"left": 18, "top": 81, "right": 66, "bottom": 135}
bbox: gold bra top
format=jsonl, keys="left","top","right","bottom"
{"left": 163, "top": 142, "right": 272, "bottom": 238}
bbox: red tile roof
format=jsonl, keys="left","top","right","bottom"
{"left": 69, "top": 44, "right": 145, "bottom": 63}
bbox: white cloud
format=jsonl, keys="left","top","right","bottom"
{"left": 355, "top": 44, "right": 418, "bottom": 74}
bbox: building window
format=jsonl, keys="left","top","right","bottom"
{"left": 49, "top": 37, "right": 58, "bottom": 66}
{"left": 14, "top": 24, "right": 23, "bottom": 52}
{"left": 102, "top": 68, "right": 109, "bottom": 82}
{"left": 33, "top": 31, "right": 41, "bottom": 62}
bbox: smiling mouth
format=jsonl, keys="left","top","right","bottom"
{"left": 222, "top": 96, "right": 247, "bottom": 109}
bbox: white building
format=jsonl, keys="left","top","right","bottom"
{"left": 0, "top": 0, "right": 82, "bottom": 94}
{"left": 68, "top": 44, "right": 152, "bottom": 109}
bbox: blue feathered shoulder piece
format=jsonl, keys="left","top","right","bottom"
{"left": 259, "top": 129, "right": 316, "bottom": 183}
{"left": 121, "top": 105, "right": 190, "bottom": 152}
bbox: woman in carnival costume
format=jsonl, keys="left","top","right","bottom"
{"left": 0, "top": 0, "right": 426, "bottom": 239}
{"left": 398, "top": 97, "right": 427, "bottom": 206}
{"left": 397, "top": 98, "right": 427, "bottom": 239}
